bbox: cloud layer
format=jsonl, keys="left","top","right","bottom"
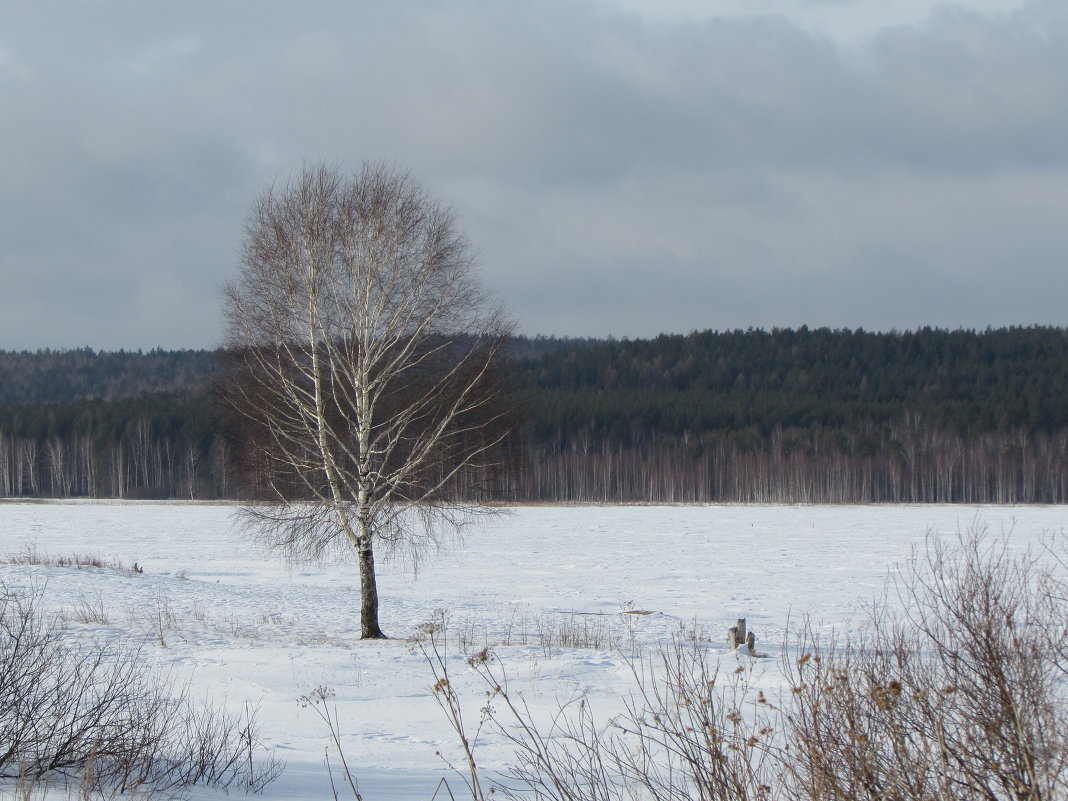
{"left": 2, "top": 0, "right": 1066, "bottom": 348}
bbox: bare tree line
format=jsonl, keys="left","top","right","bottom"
{"left": 3, "top": 423, "right": 1067, "bottom": 504}
{"left": 492, "top": 425, "right": 1068, "bottom": 504}
{"left": 0, "top": 430, "right": 230, "bottom": 500}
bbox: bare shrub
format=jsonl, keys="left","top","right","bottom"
{"left": 408, "top": 610, "right": 774, "bottom": 801}
{"left": 464, "top": 637, "right": 775, "bottom": 801}
{"left": 67, "top": 592, "right": 109, "bottom": 625}
{"left": 535, "top": 613, "right": 620, "bottom": 656}
{"left": 780, "top": 529, "right": 1068, "bottom": 801}
{"left": 0, "top": 580, "right": 282, "bottom": 794}
{"left": 129, "top": 587, "right": 179, "bottom": 647}
{"left": 437, "top": 526, "right": 1067, "bottom": 801}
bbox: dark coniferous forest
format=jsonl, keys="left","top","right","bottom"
{"left": 1, "top": 326, "right": 1067, "bottom": 503}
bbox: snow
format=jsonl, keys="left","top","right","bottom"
{"left": 1, "top": 501, "right": 1065, "bottom": 799}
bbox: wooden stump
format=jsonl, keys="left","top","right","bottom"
{"left": 727, "top": 618, "right": 757, "bottom": 655}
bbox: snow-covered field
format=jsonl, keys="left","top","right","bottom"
{"left": 1, "top": 502, "right": 1065, "bottom": 799}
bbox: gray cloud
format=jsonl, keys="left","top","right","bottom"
{"left": 1, "top": 0, "right": 1066, "bottom": 348}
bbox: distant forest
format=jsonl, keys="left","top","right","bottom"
{"left": 2, "top": 326, "right": 1067, "bottom": 503}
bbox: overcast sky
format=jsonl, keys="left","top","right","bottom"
{"left": 2, "top": 0, "right": 1066, "bottom": 349}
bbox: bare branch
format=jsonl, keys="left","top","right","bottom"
{"left": 222, "top": 161, "right": 515, "bottom": 638}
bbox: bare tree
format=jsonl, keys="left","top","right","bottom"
{"left": 222, "top": 162, "right": 513, "bottom": 639}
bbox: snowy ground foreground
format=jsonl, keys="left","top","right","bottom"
{"left": 1, "top": 502, "right": 1066, "bottom": 800}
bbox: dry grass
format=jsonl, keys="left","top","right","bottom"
{"left": 418, "top": 605, "right": 648, "bottom": 657}
{"left": 66, "top": 593, "right": 110, "bottom": 625}
{"left": 3, "top": 544, "right": 138, "bottom": 575}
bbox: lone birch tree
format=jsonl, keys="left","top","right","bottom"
{"left": 222, "top": 162, "right": 513, "bottom": 639}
